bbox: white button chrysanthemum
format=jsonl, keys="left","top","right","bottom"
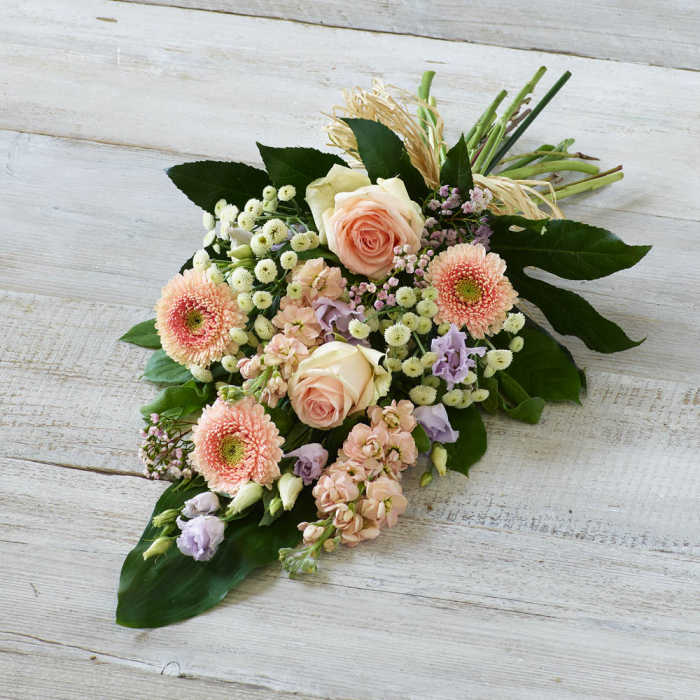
{"left": 416, "top": 299, "right": 438, "bottom": 318}
{"left": 254, "top": 258, "right": 278, "bottom": 283}
{"left": 254, "top": 315, "right": 275, "bottom": 340}
{"left": 253, "top": 291, "right": 273, "bottom": 309}
{"left": 220, "top": 204, "right": 240, "bottom": 224}
{"left": 262, "top": 185, "right": 277, "bottom": 202}
{"left": 456, "top": 390, "right": 473, "bottom": 409}
{"left": 442, "top": 389, "right": 463, "bottom": 407}
{"left": 400, "top": 312, "right": 419, "bottom": 331}
{"left": 421, "top": 351, "right": 438, "bottom": 368}
{"left": 235, "top": 293, "right": 254, "bottom": 314}
{"left": 396, "top": 287, "right": 417, "bottom": 308}
{"left": 251, "top": 233, "right": 272, "bottom": 257}
{"left": 237, "top": 212, "right": 256, "bottom": 231}
{"left": 486, "top": 349, "right": 513, "bottom": 370}
{"left": 214, "top": 199, "right": 227, "bottom": 217}
{"left": 416, "top": 317, "right": 433, "bottom": 334}
{"left": 348, "top": 319, "right": 370, "bottom": 340}
{"left": 203, "top": 212, "right": 216, "bottom": 231}
{"left": 207, "top": 266, "right": 224, "bottom": 285}
{"left": 422, "top": 375, "right": 440, "bottom": 388}
{"left": 228, "top": 327, "right": 249, "bottom": 345}
{"left": 366, "top": 316, "right": 380, "bottom": 332}
{"left": 286, "top": 281, "right": 303, "bottom": 299}
{"left": 190, "top": 365, "right": 213, "bottom": 383}
{"left": 464, "top": 370, "right": 477, "bottom": 385}
{"left": 203, "top": 230, "right": 216, "bottom": 247}
{"left": 471, "top": 388, "right": 490, "bottom": 402}
{"left": 263, "top": 199, "right": 278, "bottom": 213}
{"left": 193, "top": 249, "right": 211, "bottom": 271}
{"left": 230, "top": 267, "right": 254, "bottom": 293}
{"left": 278, "top": 184, "right": 296, "bottom": 201}
{"left": 221, "top": 355, "right": 239, "bottom": 372}
{"left": 246, "top": 331, "right": 259, "bottom": 347}
{"left": 280, "top": 251, "right": 298, "bottom": 270}
{"left": 384, "top": 324, "right": 411, "bottom": 347}
{"left": 263, "top": 218, "right": 288, "bottom": 244}
{"left": 509, "top": 336, "right": 525, "bottom": 352}
{"left": 409, "top": 385, "right": 437, "bottom": 406}
{"left": 307, "top": 231, "right": 320, "bottom": 249}
{"left": 503, "top": 312, "right": 526, "bottom": 334}
{"left": 422, "top": 286, "right": 439, "bottom": 301}
{"left": 402, "top": 357, "right": 423, "bottom": 377}
{"left": 290, "top": 232, "right": 311, "bottom": 251}
{"left": 245, "top": 198, "right": 264, "bottom": 217}
{"left": 483, "top": 365, "right": 496, "bottom": 378}
{"left": 384, "top": 357, "right": 402, "bottom": 372}
{"left": 437, "top": 322, "right": 451, "bottom": 336}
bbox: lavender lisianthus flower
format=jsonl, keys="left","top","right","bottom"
{"left": 176, "top": 515, "right": 225, "bottom": 561}
{"left": 312, "top": 297, "right": 368, "bottom": 346}
{"left": 181, "top": 491, "right": 220, "bottom": 518}
{"left": 286, "top": 443, "right": 329, "bottom": 485}
{"left": 431, "top": 324, "right": 487, "bottom": 389}
{"left": 413, "top": 404, "right": 459, "bottom": 446}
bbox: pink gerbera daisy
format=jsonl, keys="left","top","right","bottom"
{"left": 155, "top": 268, "right": 247, "bottom": 368}
{"left": 191, "top": 397, "right": 284, "bottom": 495}
{"left": 426, "top": 243, "right": 518, "bottom": 338}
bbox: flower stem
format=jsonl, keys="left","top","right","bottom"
{"left": 503, "top": 159, "right": 599, "bottom": 180}
{"left": 544, "top": 169, "right": 624, "bottom": 200}
{"left": 466, "top": 89, "right": 508, "bottom": 153}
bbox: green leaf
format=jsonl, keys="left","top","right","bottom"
{"left": 490, "top": 218, "right": 651, "bottom": 280}
{"left": 166, "top": 160, "right": 271, "bottom": 215}
{"left": 264, "top": 405, "right": 294, "bottom": 436}
{"left": 256, "top": 144, "right": 346, "bottom": 202}
{"left": 443, "top": 405, "right": 487, "bottom": 476}
{"left": 508, "top": 270, "right": 645, "bottom": 353}
{"left": 412, "top": 424, "right": 431, "bottom": 454}
{"left": 140, "top": 381, "right": 216, "bottom": 419}
{"left": 487, "top": 213, "right": 548, "bottom": 234}
{"left": 440, "top": 134, "right": 474, "bottom": 194}
{"left": 342, "top": 118, "right": 429, "bottom": 199}
{"left": 296, "top": 248, "right": 342, "bottom": 265}
{"left": 143, "top": 350, "right": 193, "bottom": 385}
{"left": 116, "top": 481, "right": 316, "bottom": 628}
{"left": 481, "top": 376, "right": 500, "bottom": 415}
{"left": 504, "top": 328, "right": 581, "bottom": 403}
{"left": 499, "top": 395, "right": 546, "bottom": 424}
{"left": 120, "top": 319, "right": 161, "bottom": 349}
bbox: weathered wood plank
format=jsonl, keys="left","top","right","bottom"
{"left": 1, "top": 458, "right": 698, "bottom": 700}
{"left": 2, "top": 290, "right": 698, "bottom": 554}
{"left": 2, "top": 131, "right": 697, "bottom": 386}
{"left": 118, "top": 0, "right": 700, "bottom": 72}
{"left": 2, "top": 0, "right": 700, "bottom": 222}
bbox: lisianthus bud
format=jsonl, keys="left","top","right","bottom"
{"left": 219, "top": 384, "right": 245, "bottom": 402}
{"left": 152, "top": 508, "right": 180, "bottom": 528}
{"left": 227, "top": 481, "right": 264, "bottom": 514}
{"left": 278, "top": 472, "right": 304, "bottom": 511}
{"left": 430, "top": 443, "right": 448, "bottom": 477}
{"left": 420, "top": 471, "right": 434, "bottom": 487}
{"left": 268, "top": 496, "right": 283, "bottom": 516}
{"left": 230, "top": 244, "right": 253, "bottom": 259}
{"left": 142, "top": 537, "right": 173, "bottom": 561}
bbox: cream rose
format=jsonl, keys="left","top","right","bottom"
{"left": 287, "top": 341, "right": 389, "bottom": 429}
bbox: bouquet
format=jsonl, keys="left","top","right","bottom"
{"left": 116, "top": 68, "right": 649, "bottom": 628}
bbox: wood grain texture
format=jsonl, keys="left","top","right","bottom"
{"left": 2, "top": 290, "right": 698, "bottom": 556}
{"left": 1, "top": 458, "right": 699, "bottom": 700}
{"left": 2, "top": 0, "right": 700, "bottom": 223}
{"left": 119, "top": 0, "right": 700, "bottom": 72}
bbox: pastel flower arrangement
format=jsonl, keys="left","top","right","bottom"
{"left": 116, "top": 68, "right": 650, "bottom": 628}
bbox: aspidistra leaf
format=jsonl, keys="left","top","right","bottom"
{"left": 440, "top": 134, "right": 474, "bottom": 194}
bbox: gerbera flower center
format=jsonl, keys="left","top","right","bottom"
{"left": 219, "top": 434, "right": 245, "bottom": 468}
{"left": 454, "top": 278, "right": 482, "bottom": 304}
{"left": 184, "top": 307, "right": 206, "bottom": 331}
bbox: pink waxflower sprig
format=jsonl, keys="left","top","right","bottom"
{"left": 139, "top": 413, "right": 195, "bottom": 481}
{"left": 279, "top": 400, "right": 417, "bottom": 576}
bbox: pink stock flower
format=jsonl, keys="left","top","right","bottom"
{"left": 313, "top": 471, "right": 359, "bottom": 514}
{"left": 368, "top": 399, "right": 416, "bottom": 432}
{"left": 272, "top": 304, "right": 322, "bottom": 346}
{"left": 263, "top": 333, "right": 310, "bottom": 378}
{"left": 328, "top": 458, "right": 372, "bottom": 483}
{"left": 191, "top": 397, "right": 283, "bottom": 495}
{"left": 382, "top": 430, "right": 418, "bottom": 472}
{"left": 359, "top": 477, "right": 407, "bottom": 528}
{"left": 292, "top": 258, "right": 345, "bottom": 303}
{"left": 426, "top": 243, "right": 517, "bottom": 338}
{"left": 238, "top": 353, "right": 262, "bottom": 380}
{"left": 342, "top": 423, "right": 389, "bottom": 462}
{"left": 260, "top": 374, "right": 288, "bottom": 408}
{"left": 155, "top": 269, "right": 247, "bottom": 368}
{"left": 333, "top": 505, "right": 380, "bottom": 547}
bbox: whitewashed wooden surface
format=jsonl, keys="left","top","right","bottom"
{"left": 1, "top": 1, "right": 699, "bottom": 698}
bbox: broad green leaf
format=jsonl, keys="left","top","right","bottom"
{"left": 497, "top": 372, "right": 531, "bottom": 406}
{"left": 412, "top": 424, "right": 431, "bottom": 454}
{"left": 120, "top": 319, "right": 161, "bottom": 349}
{"left": 140, "top": 381, "right": 216, "bottom": 419}
{"left": 166, "top": 160, "right": 271, "bottom": 215}
{"left": 487, "top": 213, "right": 548, "bottom": 234}
{"left": 443, "top": 405, "right": 487, "bottom": 476}
{"left": 490, "top": 218, "right": 651, "bottom": 280}
{"left": 265, "top": 405, "right": 294, "bottom": 436}
{"left": 499, "top": 395, "right": 546, "bottom": 424}
{"left": 440, "top": 134, "right": 474, "bottom": 194}
{"left": 504, "top": 328, "right": 582, "bottom": 403}
{"left": 342, "top": 118, "right": 429, "bottom": 200}
{"left": 116, "top": 480, "right": 316, "bottom": 628}
{"left": 481, "top": 376, "right": 500, "bottom": 415}
{"left": 143, "top": 350, "right": 193, "bottom": 385}
{"left": 508, "top": 270, "right": 645, "bottom": 353}
{"left": 256, "top": 144, "right": 346, "bottom": 203}
{"left": 296, "top": 248, "right": 342, "bottom": 265}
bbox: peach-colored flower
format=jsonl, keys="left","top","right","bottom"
{"left": 287, "top": 341, "right": 388, "bottom": 429}
{"left": 426, "top": 243, "right": 518, "bottom": 338}
{"left": 382, "top": 430, "right": 418, "bottom": 472}
{"left": 238, "top": 353, "right": 262, "bottom": 380}
{"left": 323, "top": 178, "right": 424, "bottom": 279}
{"left": 260, "top": 373, "right": 287, "bottom": 408}
{"left": 313, "top": 471, "right": 359, "bottom": 514}
{"left": 342, "top": 423, "right": 389, "bottom": 462}
{"left": 263, "top": 333, "right": 310, "bottom": 378}
{"left": 333, "top": 505, "right": 379, "bottom": 547}
{"left": 191, "top": 397, "right": 283, "bottom": 495}
{"left": 155, "top": 268, "right": 247, "bottom": 368}
{"left": 328, "top": 458, "right": 373, "bottom": 483}
{"left": 368, "top": 399, "right": 417, "bottom": 433}
{"left": 359, "top": 477, "right": 407, "bottom": 528}
{"left": 272, "top": 304, "right": 322, "bottom": 346}
{"left": 291, "top": 258, "right": 345, "bottom": 303}
{"left": 298, "top": 522, "right": 325, "bottom": 545}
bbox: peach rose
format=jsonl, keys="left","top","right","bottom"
{"left": 287, "top": 341, "right": 389, "bottom": 429}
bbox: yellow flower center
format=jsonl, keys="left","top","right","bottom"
{"left": 454, "top": 278, "right": 482, "bottom": 304}
{"left": 185, "top": 308, "right": 205, "bottom": 331}
{"left": 219, "top": 435, "right": 245, "bottom": 468}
